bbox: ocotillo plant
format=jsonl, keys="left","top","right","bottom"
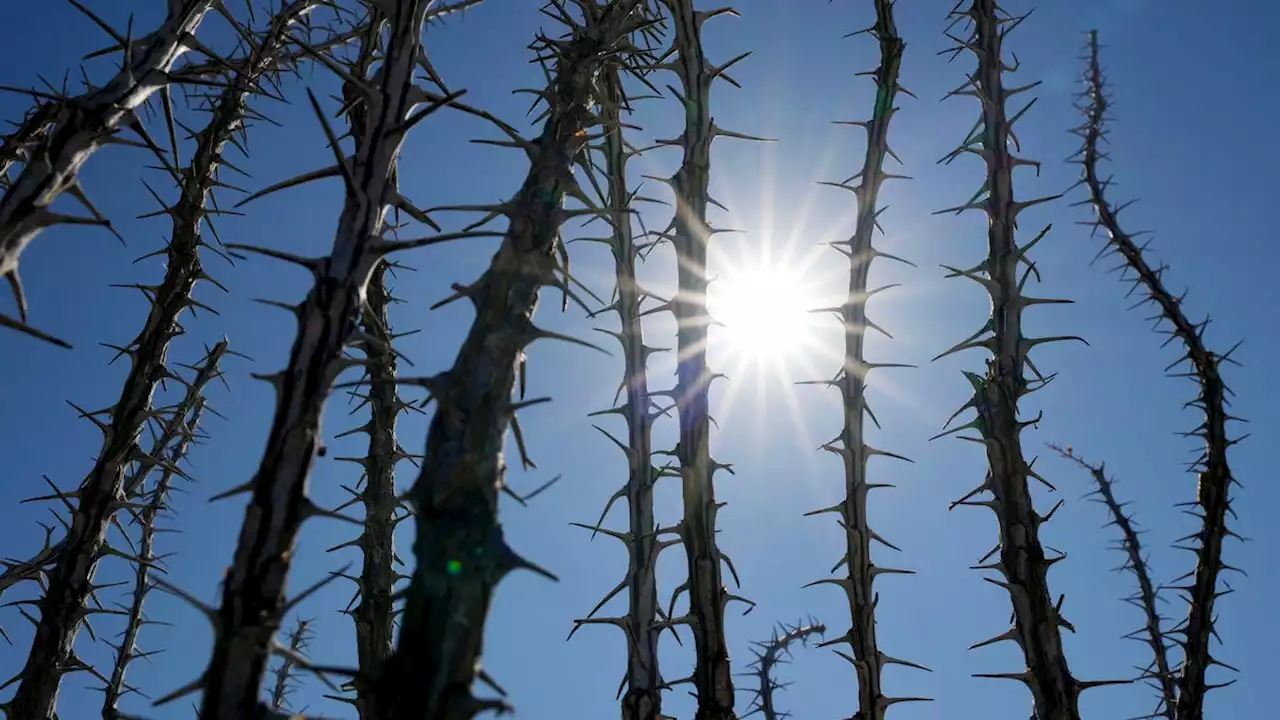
{"left": 933, "top": 2, "right": 1105, "bottom": 719}
{"left": 102, "top": 347, "right": 224, "bottom": 719}
{"left": 0, "top": 349, "right": 222, "bottom": 645}
{"left": 6, "top": 3, "right": 333, "bottom": 714}
{"left": 0, "top": 0, "right": 217, "bottom": 345}
{"left": 649, "top": 2, "right": 772, "bottom": 716}
{"left": 192, "top": 1, "right": 486, "bottom": 715}
{"left": 319, "top": 13, "right": 421, "bottom": 717}
{"left": 805, "top": 1, "right": 925, "bottom": 717}
{"left": 0, "top": 99, "right": 60, "bottom": 191}
{"left": 371, "top": 2, "right": 660, "bottom": 716}
{"left": 331, "top": 259, "right": 418, "bottom": 719}
{"left": 2, "top": 339, "right": 230, "bottom": 718}
{"left": 268, "top": 617, "right": 314, "bottom": 714}
{"left": 0, "top": 2, "right": 1261, "bottom": 718}
{"left": 1, "top": 0, "right": 296, "bottom": 696}
{"left": 569, "top": 58, "right": 669, "bottom": 720}
{"left": 739, "top": 620, "right": 826, "bottom": 720}
{"left": 1050, "top": 443, "right": 1176, "bottom": 720}
{"left": 1072, "top": 30, "right": 1243, "bottom": 720}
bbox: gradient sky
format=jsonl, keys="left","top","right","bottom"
{"left": 1, "top": 1, "right": 1276, "bottom": 718}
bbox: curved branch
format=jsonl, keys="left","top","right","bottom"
{"left": 1075, "top": 30, "right": 1239, "bottom": 720}
{"left": 1050, "top": 443, "right": 1176, "bottom": 719}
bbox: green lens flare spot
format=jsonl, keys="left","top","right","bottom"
{"left": 446, "top": 559, "right": 463, "bottom": 575}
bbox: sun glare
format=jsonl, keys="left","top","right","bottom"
{"left": 707, "top": 266, "right": 821, "bottom": 366}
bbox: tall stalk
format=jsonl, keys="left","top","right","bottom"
{"left": 569, "top": 60, "right": 667, "bottom": 720}
{"left": 103, "top": 343, "right": 226, "bottom": 719}
{"left": 0, "top": 0, "right": 216, "bottom": 344}
{"left": 338, "top": 260, "right": 413, "bottom": 718}
{"left": 806, "top": 2, "right": 925, "bottom": 717}
{"left": 196, "top": 1, "right": 487, "bottom": 714}
{"left": 4, "top": 333, "right": 228, "bottom": 717}
{"left": 1051, "top": 443, "right": 1176, "bottom": 719}
{"left": 316, "top": 14, "right": 415, "bottom": 717}
{"left": 1073, "top": 30, "right": 1242, "bottom": 720}
{"left": 0, "top": 0, "right": 332, "bottom": 707}
{"left": 652, "top": 2, "right": 769, "bottom": 716}
{"left": 371, "top": 2, "right": 655, "bottom": 717}
{"left": 935, "top": 3, "right": 1096, "bottom": 718}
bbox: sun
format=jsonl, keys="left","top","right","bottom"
{"left": 706, "top": 265, "right": 823, "bottom": 367}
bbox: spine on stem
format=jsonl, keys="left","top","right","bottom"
{"left": 569, "top": 58, "right": 667, "bottom": 720}
{"left": 197, "top": 1, "right": 486, "bottom": 715}
{"left": 1072, "top": 31, "right": 1243, "bottom": 720}
{"left": 805, "top": 2, "right": 927, "bottom": 717}
{"left": 102, "top": 342, "right": 228, "bottom": 718}
{"left": 0, "top": 0, "right": 216, "bottom": 344}
{"left": 373, "top": 2, "right": 656, "bottom": 717}
{"left": 933, "top": 3, "right": 1117, "bottom": 718}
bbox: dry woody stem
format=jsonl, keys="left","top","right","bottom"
{"left": 2, "top": 0, "right": 279, "bottom": 698}
{"left": 806, "top": 2, "right": 926, "bottom": 717}
{"left": 1051, "top": 444, "right": 1176, "bottom": 719}
{"left": 102, "top": 346, "right": 223, "bottom": 718}
{"left": 269, "top": 617, "right": 313, "bottom": 713}
{"left": 197, "top": 0, "right": 464, "bottom": 714}
{"left": 341, "top": 260, "right": 413, "bottom": 718}
{"left": 321, "top": 15, "right": 417, "bottom": 718}
{"left": 742, "top": 620, "right": 825, "bottom": 720}
{"left": 371, "top": 2, "right": 653, "bottom": 717}
{"left": 936, "top": 3, "right": 1099, "bottom": 718}
{"left": 0, "top": 0, "right": 216, "bottom": 344}
{"left": 5, "top": 336, "right": 227, "bottom": 718}
{"left": 655, "top": 2, "right": 756, "bottom": 716}
{"left": 568, "top": 60, "right": 665, "bottom": 720}
{"left": 1074, "top": 30, "right": 1241, "bottom": 720}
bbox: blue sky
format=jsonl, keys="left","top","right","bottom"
{"left": 1, "top": 0, "right": 1276, "bottom": 718}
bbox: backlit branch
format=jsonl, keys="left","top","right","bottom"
{"left": 650, "top": 2, "right": 771, "bottom": 716}
{"left": 2, "top": 339, "right": 230, "bottom": 718}
{"left": 198, "top": 2, "right": 481, "bottom": 715}
{"left": 1050, "top": 443, "right": 1176, "bottom": 719}
{"left": 103, "top": 344, "right": 225, "bottom": 718}
{"left": 268, "top": 617, "right": 314, "bottom": 713}
{"left": 371, "top": 2, "right": 657, "bottom": 716}
{"left": 934, "top": 3, "right": 1114, "bottom": 718}
{"left": 569, "top": 50, "right": 673, "bottom": 720}
{"left": 741, "top": 619, "right": 825, "bottom": 720}
{"left": 315, "top": 16, "right": 419, "bottom": 719}
{"left": 805, "top": 2, "right": 926, "bottom": 717}
{"left": 1071, "top": 30, "right": 1243, "bottom": 720}
{"left": 0, "top": 0, "right": 217, "bottom": 345}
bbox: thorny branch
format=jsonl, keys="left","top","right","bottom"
{"left": 318, "top": 14, "right": 419, "bottom": 719}
{"left": 371, "top": 2, "right": 657, "bottom": 717}
{"left": 0, "top": 100, "right": 61, "bottom": 192}
{"left": 102, "top": 346, "right": 223, "bottom": 718}
{"left": 2, "top": 2, "right": 277, "bottom": 691}
{"left": 1050, "top": 443, "right": 1176, "bottom": 719}
{"left": 0, "top": 0, "right": 217, "bottom": 345}
{"left": 2, "top": 339, "right": 229, "bottom": 718}
{"left": 741, "top": 620, "right": 824, "bottom": 720}
{"left": 269, "top": 617, "right": 314, "bottom": 713}
{"left": 934, "top": 3, "right": 1115, "bottom": 718}
{"left": 197, "top": 1, "right": 480, "bottom": 716}
{"left": 1072, "top": 30, "right": 1243, "bottom": 720}
{"left": 568, "top": 56, "right": 669, "bottom": 720}
{"left": 805, "top": 2, "right": 926, "bottom": 717}
{"left": 652, "top": 1, "right": 770, "bottom": 716}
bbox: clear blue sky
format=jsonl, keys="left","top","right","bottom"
{"left": 1, "top": 1, "right": 1275, "bottom": 718}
